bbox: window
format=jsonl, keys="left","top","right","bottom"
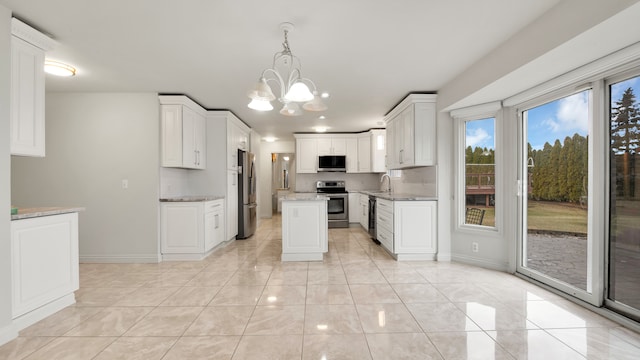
{"left": 464, "top": 117, "right": 496, "bottom": 227}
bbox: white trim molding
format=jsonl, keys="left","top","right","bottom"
{"left": 450, "top": 101, "right": 502, "bottom": 120}
{"left": 504, "top": 41, "right": 640, "bottom": 107}
{"left": 80, "top": 253, "right": 161, "bottom": 263}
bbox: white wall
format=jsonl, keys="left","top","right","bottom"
{"left": 258, "top": 140, "right": 294, "bottom": 218}
{"left": 0, "top": 4, "right": 17, "bottom": 346}
{"left": 11, "top": 93, "right": 161, "bottom": 263}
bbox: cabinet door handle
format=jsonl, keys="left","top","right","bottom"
{"left": 215, "top": 214, "right": 219, "bottom": 228}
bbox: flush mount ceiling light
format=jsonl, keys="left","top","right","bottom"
{"left": 247, "top": 22, "right": 327, "bottom": 116}
{"left": 44, "top": 59, "right": 76, "bottom": 77}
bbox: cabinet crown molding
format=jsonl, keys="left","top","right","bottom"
{"left": 384, "top": 93, "right": 437, "bottom": 124}
{"left": 158, "top": 95, "right": 207, "bottom": 116}
{"left": 11, "top": 18, "right": 56, "bottom": 51}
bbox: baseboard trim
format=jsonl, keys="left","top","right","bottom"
{"left": 12, "top": 293, "right": 75, "bottom": 333}
{"left": 452, "top": 254, "right": 509, "bottom": 272}
{"left": 0, "top": 322, "right": 18, "bottom": 347}
{"left": 80, "top": 254, "right": 161, "bottom": 263}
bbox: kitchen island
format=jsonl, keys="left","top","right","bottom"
{"left": 11, "top": 206, "right": 84, "bottom": 330}
{"left": 281, "top": 193, "right": 328, "bottom": 261}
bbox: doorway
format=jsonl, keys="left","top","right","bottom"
{"left": 271, "top": 153, "right": 295, "bottom": 214}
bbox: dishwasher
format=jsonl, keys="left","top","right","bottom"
{"left": 368, "top": 195, "right": 379, "bottom": 244}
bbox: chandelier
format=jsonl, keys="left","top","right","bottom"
{"left": 247, "top": 23, "right": 327, "bottom": 116}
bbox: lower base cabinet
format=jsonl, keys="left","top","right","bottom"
{"left": 377, "top": 199, "right": 437, "bottom": 260}
{"left": 161, "top": 199, "right": 225, "bottom": 260}
{"left": 11, "top": 213, "right": 79, "bottom": 322}
{"left": 281, "top": 199, "right": 328, "bottom": 261}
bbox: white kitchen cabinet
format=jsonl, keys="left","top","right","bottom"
{"left": 370, "top": 129, "right": 387, "bottom": 172}
{"left": 161, "top": 199, "right": 225, "bottom": 260}
{"left": 296, "top": 138, "right": 318, "bottom": 173}
{"left": 11, "top": 212, "right": 79, "bottom": 319}
{"left": 348, "top": 192, "right": 361, "bottom": 224}
{"left": 10, "top": 19, "right": 55, "bottom": 157}
{"left": 317, "top": 137, "right": 346, "bottom": 155}
{"left": 394, "top": 201, "right": 437, "bottom": 259}
{"left": 159, "top": 96, "right": 207, "bottom": 169}
{"left": 359, "top": 194, "right": 369, "bottom": 231}
{"left": 204, "top": 200, "right": 225, "bottom": 252}
{"left": 357, "top": 134, "right": 371, "bottom": 172}
{"left": 346, "top": 138, "right": 358, "bottom": 173}
{"left": 227, "top": 118, "right": 250, "bottom": 170}
{"left": 227, "top": 170, "right": 238, "bottom": 240}
{"left": 384, "top": 94, "right": 437, "bottom": 169}
{"left": 374, "top": 198, "right": 437, "bottom": 260}
{"left": 281, "top": 197, "right": 328, "bottom": 261}
{"left": 376, "top": 198, "right": 394, "bottom": 253}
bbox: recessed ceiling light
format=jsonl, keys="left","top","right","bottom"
{"left": 263, "top": 137, "right": 277, "bottom": 142}
{"left": 44, "top": 60, "right": 76, "bottom": 77}
{"left": 320, "top": 92, "right": 330, "bottom": 98}
{"left": 319, "top": 115, "right": 326, "bottom": 120}
{"left": 314, "top": 126, "right": 328, "bottom": 133}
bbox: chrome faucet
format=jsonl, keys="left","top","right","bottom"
{"left": 380, "top": 173, "right": 391, "bottom": 192}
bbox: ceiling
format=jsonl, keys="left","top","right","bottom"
{"left": 1, "top": 0, "right": 563, "bottom": 140}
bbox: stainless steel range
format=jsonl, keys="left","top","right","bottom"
{"left": 316, "top": 180, "right": 349, "bottom": 228}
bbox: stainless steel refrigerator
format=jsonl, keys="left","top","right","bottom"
{"left": 237, "top": 149, "right": 257, "bottom": 239}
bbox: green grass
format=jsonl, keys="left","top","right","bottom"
{"left": 527, "top": 200, "right": 587, "bottom": 234}
{"left": 466, "top": 201, "right": 587, "bottom": 233}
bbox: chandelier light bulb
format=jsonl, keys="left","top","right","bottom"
{"left": 248, "top": 98, "right": 274, "bottom": 111}
{"left": 284, "top": 82, "right": 314, "bottom": 102}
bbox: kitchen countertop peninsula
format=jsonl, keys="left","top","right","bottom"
{"left": 160, "top": 195, "right": 224, "bottom": 202}
{"left": 353, "top": 190, "right": 437, "bottom": 201}
{"left": 11, "top": 206, "right": 86, "bottom": 221}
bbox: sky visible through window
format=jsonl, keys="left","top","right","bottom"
{"left": 466, "top": 77, "right": 640, "bottom": 150}
{"left": 464, "top": 78, "right": 640, "bottom": 150}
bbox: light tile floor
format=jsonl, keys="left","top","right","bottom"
{"left": 2, "top": 217, "right": 640, "bottom": 359}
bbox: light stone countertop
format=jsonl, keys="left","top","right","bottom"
{"left": 282, "top": 193, "right": 329, "bottom": 201}
{"left": 160, "top": 195, "right": 224, "bottom": 202}
{"left": 11, "top": 206, "right": 86, "bottom": 220}
{"left": 352, "top": 190, "right": 438, "bottom": 201}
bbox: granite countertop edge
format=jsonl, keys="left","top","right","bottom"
{"left": 160, "top": 195, "right": 225, "bottom": 202}
{"left": 350, "top": 190, "right": 438, "bottom": 201}
{"left": 12, "top": 207, "right": 86, "bottom": 220}
{"left": 282, "top": 193, "right": 329, "bottom": 201}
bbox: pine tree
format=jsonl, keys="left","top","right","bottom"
{"left": 611, "top": 87, "right": 640, "bottom": 199}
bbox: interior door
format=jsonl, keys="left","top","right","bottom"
{"left": 517, "top": 89, "right": 601, "bottom": 305}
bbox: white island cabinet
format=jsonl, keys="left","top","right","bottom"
{"left": 281, "top": 194, "right": 328, "bottom": 261}
{"left": 11, "top": 208, "right": 83, "bottom": 330}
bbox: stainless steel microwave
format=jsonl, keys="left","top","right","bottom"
{"left": 318, "top": 155, "right": 346, "bottom": 172}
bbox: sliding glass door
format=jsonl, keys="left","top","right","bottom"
{"left": 518, "top": 89, "right": 600, "bottom": 305}
{"left": 607, "top": 73, "right": 640, "bottom": 320}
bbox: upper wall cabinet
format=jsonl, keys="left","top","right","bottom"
{"left": 370, "top": 129, "right": 386, "bottom": 173}
{"left": 10, "top": 19, "right": 56, "bottom": 157}
{"left": 295, "top": 132, "right": 386, "bottom": 174}
{"left": 159, "top": 95, "right": 207, "bottom": 169}
{"left": 384, "top": 94, "right": 437, "bottom": 169}
{"left": 296, "top": 137, "right": 318, "bottom": 173}
{"left": 317, "top": 138, "right": 346, "bottom": 155}
{"left": 226, "top": 113, "right": 250, "bottom": 171}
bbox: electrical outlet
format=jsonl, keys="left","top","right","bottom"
{"left": 122, "top": 179, "right": 128, "bottom": 189}
{"left": 472, "top": 242, "right": 479, "bottom": 253}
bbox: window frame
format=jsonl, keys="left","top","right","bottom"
{"left": 452, "top": 101, "right": 502, "bottom": 232}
